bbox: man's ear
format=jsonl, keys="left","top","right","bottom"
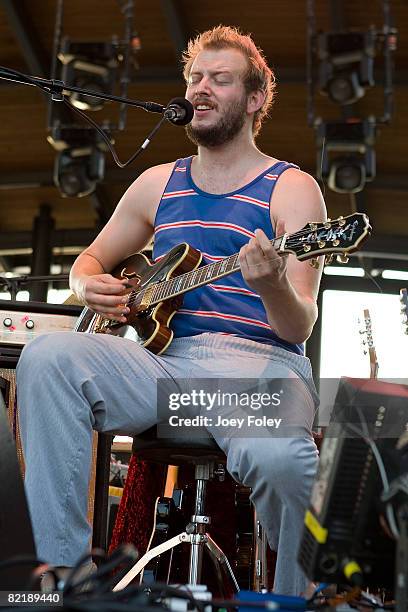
{"left": 247, "top": 89, "right": 266, "bottom": 114}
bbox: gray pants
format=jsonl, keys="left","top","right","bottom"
{"left": 16, "top": 331, "right": 318, "bottom": 595}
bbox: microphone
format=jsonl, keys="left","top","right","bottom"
{"left": 164, "top": 97, "right": 194, "bottom": 126}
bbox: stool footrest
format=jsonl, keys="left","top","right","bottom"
{"left": 112, "top": 529, "right": 240, "bottom": 594}
{"left": 113, "top": 531, "right": 189, "bottom": 591}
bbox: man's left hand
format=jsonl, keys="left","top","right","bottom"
{"left": 239, "top": 221, "right": 288, "bottom": 296}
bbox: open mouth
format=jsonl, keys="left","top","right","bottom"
{"left": 193, "top": 102, "right": 216, "bottom": 116}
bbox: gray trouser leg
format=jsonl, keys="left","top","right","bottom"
{"left": 224, "top": 435, "right": 318, "bottom": 595}
{"left": 16, "top": 331, "right": 182, "bottom": 566}
{"left": 182, "top": 335, "right": 319, "bottom": 596}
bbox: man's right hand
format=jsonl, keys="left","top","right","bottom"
{"left": 77, "top": 274, "right": 132, "bottom": 323}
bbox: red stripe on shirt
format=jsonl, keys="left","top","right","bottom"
{"left": 227, "top": 194, "right": 270, "bottom": 209}
{"left": 162, "top": 189, "right": 197, "bottom": 199}
{"left": 177, "top": 308, "right": 271, "bottom": 330}
{"left": 154, "top": 220, "right": 255, "bottom": 239}
{"left": 208, "top": 283, "right": 261, "bottom": 298}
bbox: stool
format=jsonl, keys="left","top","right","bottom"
{"left": 113, "top": 427, "right": 240, "bottom": 593}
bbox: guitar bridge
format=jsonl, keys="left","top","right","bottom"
{"left": 94, "top": 315, "right": 121, "bottom": 333}
{"left": 94, "top": 315, "right": 110, "bottom": 333}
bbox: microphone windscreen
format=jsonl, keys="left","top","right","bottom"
{"left": 167, "top": 97, "right": 194, "bottom": 125}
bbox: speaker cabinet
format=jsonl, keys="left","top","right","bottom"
{"left": 0, "top": 300, "right": 98, "bottom": 535}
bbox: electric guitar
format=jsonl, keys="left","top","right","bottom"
{"left": 359, "top": 308, "right": 379, "bottom": 379}
{"left": 400, "top": 288, "right": 408, "bottom": 336}
{"left": 75, "top": 212, "right": 371, "bottom": 354}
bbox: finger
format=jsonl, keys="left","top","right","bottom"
{"left": 104, "top": 312, "right": 128, "bottom": 323}
{"left": 254, "top": 228, "right": 274, "bottom": 254}
{"left": 91, "top": 302, "right": 129, "bottom": 318}
{"left": 100, "top": 303, "right": 130, "bottom": 320}
{"left": 88, "top": 293, "right": 132, "bottom": 309}
{"left": 248, "top": 235, "right": 266, "bottom": 255}
{"left": 246, "top": 237, "right": 268, "bottom": 264}
{"left": 239, "top": 245, "right": 249, "bottom": 269}
{"left": 91, "top": 282, "right": 132, "bottom": 296}
{"left": 101, "top": 274, "right": 129, "bottom": 285}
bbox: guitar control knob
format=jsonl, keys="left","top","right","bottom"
{"left": 25, "top": 319, "right": 34, "bottom": 329}
{"left": 3, "top": 318, "right": 12, "bottom": 327}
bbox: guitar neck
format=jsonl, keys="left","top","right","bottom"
{"left": 369, "top": 352, "right": 379, "bottom": 379}
{"left": 132, "top": 212, "right": 371, "bottom": 307}
{"left": 147, "top": 235, "right": 285, "bottom": 305}
{"left": 362, "top": 308, "right": 379, "bottom": 380}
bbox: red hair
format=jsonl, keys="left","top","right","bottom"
{"left": 182, "top": 25, "right": 276, "bottom": 137}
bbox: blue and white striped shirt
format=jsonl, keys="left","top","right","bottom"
{"left": 152, "top": 156, "right": 303, "bottom": 355}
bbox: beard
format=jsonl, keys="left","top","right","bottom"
{"left": 185, "top": 94, "right": 247, "bottom": 148}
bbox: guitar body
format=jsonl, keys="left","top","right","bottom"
{"left": 75, "top": 243, "right": 202, "bottom": 354}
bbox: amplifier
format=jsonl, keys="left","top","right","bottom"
{"left": 0, "top": 299, "right": 82, "bottom": 367}
{"left": 298, "top": 377, "right": 408, "bottom": 589}
{"left": 0, "top": 299, "right": 98, "bottom": 531}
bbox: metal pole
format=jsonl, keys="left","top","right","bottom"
{"left": 30, "top": 204, "right": 55, "bottom": 302}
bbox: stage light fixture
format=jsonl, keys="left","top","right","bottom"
{"left": 54, "top": 146, "right": 105, "bottom": 198}
{"left": 58, "top": 39, "right": 120, "bottom": 111}
{"left": 316, "top": 118, "right": 376, "bottom": 193}
{"left": 317, "top": 30, "right": 376, "bottom": 105}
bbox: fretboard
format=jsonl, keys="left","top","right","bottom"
{"left": 140, "top": 236, "right": 283, "bottom": 305}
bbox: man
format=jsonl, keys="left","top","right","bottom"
{"left": 17, "top": 26, "right": 326, "bottom": 595}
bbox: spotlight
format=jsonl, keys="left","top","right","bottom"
{"left": 58, "top": 39, "right": 120, "bottom": 111}
{"left": 316, "top": 118, "right": 376, "bottom": 193}
{"left": 54, "top": 147, "right": 105, "bottom": 198}
{"left": 327, "top": 157, "right": 366, "bottom": 193}
{"left": 317, "top": 30, "right": 376, "bottom": 105}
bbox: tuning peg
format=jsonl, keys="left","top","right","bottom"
{"left": 332, "top": 239, "right": 340, "bottom": 247}
{"left": 336, "top": 254, "right": 349, "bottom": 264}
{"left": 325, "top": 254, "right": 334, "bottom": 265}
{"left": 318, "top": 240, "right": 326, "bottom": 248}
{"left": 324, "top": 219, "right": 331, "bottom": 229}
{"left": 309, "top": 222, "right": 317, "bottom": 230}
{"left": 337, "top": 216, "right": 346, "bottom": 227}
{"left": 309, "top": 258, "right": 320, "bottom": 269}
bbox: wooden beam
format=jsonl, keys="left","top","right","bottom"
{"left": 160, "top": 0, "right": 188, "bottom": 59}
{"left": 1, "top": 0, "right": 49, "bottom": 77}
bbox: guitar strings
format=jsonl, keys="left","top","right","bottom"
{"left": 124, "top": 220, "right": 365, "bottom": 309}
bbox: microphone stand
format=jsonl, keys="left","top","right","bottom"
{"left": 0, "top": 66, "right": 166, "bottom": 113}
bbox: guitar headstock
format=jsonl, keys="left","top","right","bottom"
{"left": 283, "top": 212, "right": 371, "bottom": 264}
{"left": 400, "top": 288, "right": 408, "bottom": 335}
{"left": 358, "top": 308, "right": 379, "bottom": 379}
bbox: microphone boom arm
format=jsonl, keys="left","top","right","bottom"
{"left": 0, "top": 66, "right": 165, "bottom": 113}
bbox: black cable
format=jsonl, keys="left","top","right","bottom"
{"left": 61, "top": 97, "right": 167, "bottom": 168}
{"left": 72, "top": 546, "right": 139, "bottom": 595}
{"left": 62, "top": 549, "right": 107, "bottom": 594}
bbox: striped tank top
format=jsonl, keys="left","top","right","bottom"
{"left": 152, "top": 155, "right": 303, "bottom": 355}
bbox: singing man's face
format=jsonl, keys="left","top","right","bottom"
{"left": 185, "top": 47, "right": 251, "bottom": 147}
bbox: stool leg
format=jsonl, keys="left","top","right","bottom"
{"left": 205, "top": 534, "right": 240, "bottom": 593}
{"left": 188, "top": 467, "right": 209, "bottom": 584}
{"left": 188, "top": 534, "right": 204, "bottom": 585}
